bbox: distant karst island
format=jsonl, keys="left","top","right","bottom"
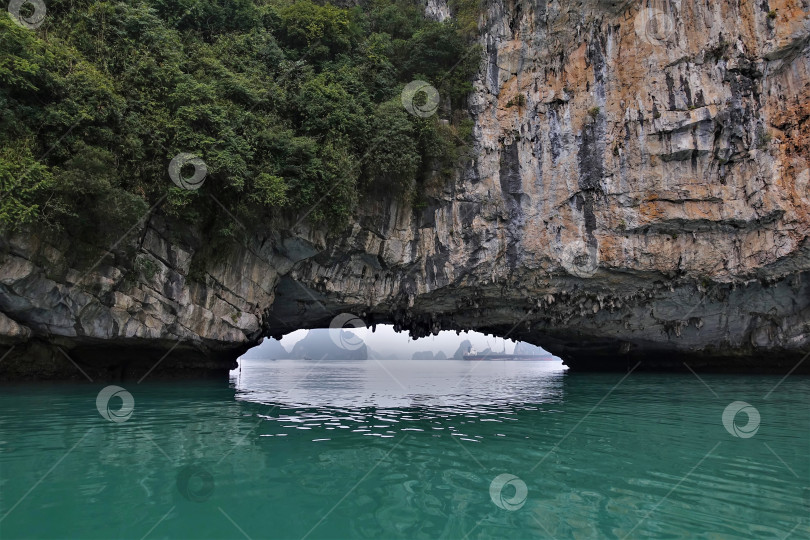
{"left": 239, "top": 327, "right": 555, "bottom": 362}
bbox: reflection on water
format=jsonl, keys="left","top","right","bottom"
{"left": 0, "top": 358, "right": 808, "bottom": 539}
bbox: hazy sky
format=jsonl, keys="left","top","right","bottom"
{"left": 277, "top": 324, "right": 520, "bottom": 357}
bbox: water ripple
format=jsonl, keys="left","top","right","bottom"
{"left": 0, "top": 361, "right": 807, "bottom": 539}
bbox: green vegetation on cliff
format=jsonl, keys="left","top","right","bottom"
{"left": 0, "top": 0, "right": 479, "bottom": 244}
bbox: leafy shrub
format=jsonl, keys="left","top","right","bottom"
{"left": 0, "top": 0, "right": 480, "bottom": 240}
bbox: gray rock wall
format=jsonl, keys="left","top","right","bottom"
{"left": 2, "top": 0, "right": 809, "bottom": 378}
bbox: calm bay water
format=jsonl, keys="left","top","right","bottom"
{"left": 1, "top": 358, "right": 808, "bottom": 539}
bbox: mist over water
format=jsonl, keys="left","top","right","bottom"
{"left": 0, "top": 359, "right": 807, "bottom": 539}
{"left": 246, "top": 325, "right": 545, "bottom": 361}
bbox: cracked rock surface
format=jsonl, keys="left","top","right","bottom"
{"left": 2, "top": 0, "right": 809, "bottom": 379}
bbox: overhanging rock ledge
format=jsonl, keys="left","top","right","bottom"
{"left": 2, "top": 0, "right": 809, "bottom": 379}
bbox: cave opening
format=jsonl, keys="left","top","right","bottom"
{"left": 240, "top": 324, "right": 560, "bottom": 363}
{"left": 231, "top": 325, "right": 566, "bottom": 409}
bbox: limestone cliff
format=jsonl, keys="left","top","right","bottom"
{"left": 2, "top": 0, "right": 809, "bottom": 379}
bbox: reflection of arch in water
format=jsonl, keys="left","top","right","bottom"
{"left": 235, "top": 357, "right": 566, "bottom": 415}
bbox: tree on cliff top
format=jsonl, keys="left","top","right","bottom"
{"left": 0, "top": 0, "right": 480, "bottom": 255}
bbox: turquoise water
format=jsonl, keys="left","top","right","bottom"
{"left": 1, "top": 358, "right": 808, "bottom": 539}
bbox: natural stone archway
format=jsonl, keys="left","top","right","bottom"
{"left": 2, "top": 0, "right": 810, "bottom": 379}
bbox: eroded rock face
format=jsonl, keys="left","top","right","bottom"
{"left": 2, "top": 0, "right": 809, "bottom": 379}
